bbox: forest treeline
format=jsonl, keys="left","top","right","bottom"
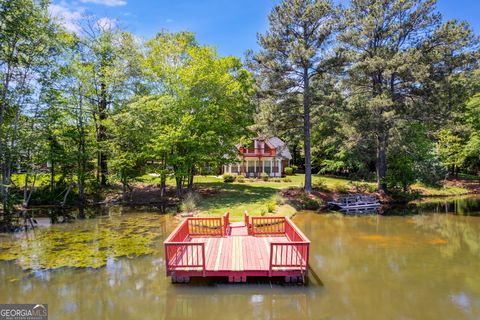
{"left": 0, "top": 0, "right": 254, "bottom": 213}
{"left": 1, "top": 0, "right": 480, "bottom": 216}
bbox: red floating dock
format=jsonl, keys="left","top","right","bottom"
{"left": 164, "top": 212, "right": 310, "bottom": 283}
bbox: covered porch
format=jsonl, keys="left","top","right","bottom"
{"left": 223, "top": 157, "right": 285, "bottom": 177}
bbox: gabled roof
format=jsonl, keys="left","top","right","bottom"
{"left": 265, "top": 137, "right": 292, "bottom": 160}
{"left": 234, "top": 137, "right": 292, "bottom": 160}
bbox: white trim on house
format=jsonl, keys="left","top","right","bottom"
{"left": 223, "top": 137, "right": 291, "bottom": 178}
{"left": 223, "top": 156, "right": 284, "bottom": 177}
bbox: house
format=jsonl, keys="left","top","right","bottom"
{"left": 222, "top": 137, "right": 292, "bottom": 177}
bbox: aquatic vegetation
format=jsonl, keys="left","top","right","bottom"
{"left": 358, "top": 235, "right": 391, "bottom": 242}
{"left": 428, "top": 239, "right": 448, "bottom": 245}
{"left": 0, "top": 214, "right": 166, "bottom": 270}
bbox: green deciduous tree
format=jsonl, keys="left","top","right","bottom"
{"left": 113, "top": 32, "right": 254, "bottom": 197}
{"left": 0, "top": 0, "right": 61, "bottom": 212}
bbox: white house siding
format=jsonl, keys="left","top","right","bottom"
{"left": 223, "top": 157, "right": 283, "bottom": 177}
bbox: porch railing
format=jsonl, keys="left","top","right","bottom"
{"left": 239, "top": 147, "right": 276, "bottom": 156}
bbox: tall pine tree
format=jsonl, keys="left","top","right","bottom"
{"left": 339, "top": 0, "right": 478, "bottom": 192}
{"left": 252, "top": 0, "right": 337, "bottom": 193}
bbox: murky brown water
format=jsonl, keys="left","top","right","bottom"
{"left": 1, "top": 199, "right": 480, "bottom": 320}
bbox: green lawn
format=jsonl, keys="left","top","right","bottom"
{"left": 138, "top": 173, "right": 359, "bottom": 190}
{"left": 411, "top": 183, "right": 470, "bottom": 196}
{"left": 179, "top": 175, "right": 360, "bottom": 221}
{"left": 10, "top": 173, "right": 54, "bottom": 188}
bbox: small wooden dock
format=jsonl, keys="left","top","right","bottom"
{"left": 164, "top": 212, "right": 310, "bottom": 283}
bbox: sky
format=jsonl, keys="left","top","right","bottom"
{"left": 49, "top": 0, "right": 480, "bottom": 58}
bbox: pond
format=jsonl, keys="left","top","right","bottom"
{"left": 1, "top": 197, "right": 480, "bottom": 319}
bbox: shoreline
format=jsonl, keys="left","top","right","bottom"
{"left": 4, "top": 175, "right": 479, "bottom": 220}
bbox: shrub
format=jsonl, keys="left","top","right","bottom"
{"left": 284, "top": 167, "right": 294, "bottom": 175}
{"left": 333, "top": 183, "right": 349, "bottom": 193}
{"left": 273, "top": 178, "right": 281, "bottom": 182}
{"left": 223, "top": 174, "right": 235, "bottom": 183}
{"left": 312, "top": 179, "right": 328, "bottom": 191}
{"left": 283, "top": 177, "right": 292, "bottom": 183}
{"left": 272, "top": 193, "right": 285, "bottom": 205}
{"left": 260, "top": 207, "right": 267, "bottom": 216}
{"left": 236, "top": 176, "right": 245, "bottom": 183}
{"left": 266, "top": 201, "right": 276, "bottom": 213}
{"left": 180, "top": 192, "right": 201, "bottom": 212}
{"left": 350, "top": 181, "right": 376, "bottom": 193}
{"left": 260, "top": 172, "right": 269, "bottom": 181}
{"left": 299, "top": 193, "right": 321, "bottom": 210}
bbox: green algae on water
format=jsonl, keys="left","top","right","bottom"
{"left": 0, "top": 214, "right": 166, "bottom": 270}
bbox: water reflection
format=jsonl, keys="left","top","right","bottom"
{"left": 0, "top": 199, "right": 480, "bottom": 319}
{"left": 413, "top": 196, "right": 480, "bottom": 216}
{"left": 165, "top": 284, "right": 317, "bottom": 320}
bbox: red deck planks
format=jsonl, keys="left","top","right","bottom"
{"left": 164, "top": 216, "right": 310, "bottom": 281}
{"left": 184, "top": 234, "right": 291, "bottom": 272}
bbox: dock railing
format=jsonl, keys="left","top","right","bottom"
{"left": 165, "top": 215, "right": 310, "bottom": 278}
{"left": 164, "top": 217, "right": 223, "bottom": 276}
{"left": 187, "top": 217, "right": 223, "bottom": 236}
{"left": 267, "top": 217, "right": 310, "bottom": 276}
{"left": 244, "top": 211, "right": 250, "bottom": 234}
{"left": 165, "top": 242, "right": 206, "bottom": 276}
{"left": 251, "top": 216, "right": 286, "bottom": 235}
{"left": 164, "top": 219, "right": 206, "bottom": 276}
{"left": 223, "top": 212, "right": 230, "bottom": 236}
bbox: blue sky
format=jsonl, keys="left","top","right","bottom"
{"left": 50, "top": 0, "right": 480, "bottom": 58}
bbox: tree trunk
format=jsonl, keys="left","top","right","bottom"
{"left": 50, "top": 161, "right": 55, "bottom": 193}
{"left": 98, "top": 81, "right": 108, "bottom": 186}
{"left": 77, "top": 83, "right": 87, "bottom": 214}
{"left": 23, "top": 173, "right": 29, "bottom": 205}
{"left": 175, "top": 176, "right": 183, "bottom": 198}
{"left": 303, "top": 67, "right": 313, "bottom": 193}
{"left": 188, "top": 166, "right": 195, "bottom": 191}
{"left": 160, "top": 174, "right": 166, "bottom": 198}
{"left": 376, "top": 131, "right": 388, "bottom": 193}
{"left": 24, "top": 173, "right": 36, "bottom": 208}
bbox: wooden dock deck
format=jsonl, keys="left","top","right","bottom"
{"left": 164, "top": 212, "right": 310, "bottom": 283}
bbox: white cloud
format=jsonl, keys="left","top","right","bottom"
{"left": 96, "top": 17, "right": 117, "bottom": 29}
{"left": 48, "top": 2, "right": 84, "bottom": 33}
{"left": 80, "top": 0, "right": 127, "bottom": 6}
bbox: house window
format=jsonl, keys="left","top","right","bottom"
{"left": 265, "top": 160, "right": 271, "bottom": 174}
{"left": 248, "top": 160, "right": 255, "bottom": 173}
